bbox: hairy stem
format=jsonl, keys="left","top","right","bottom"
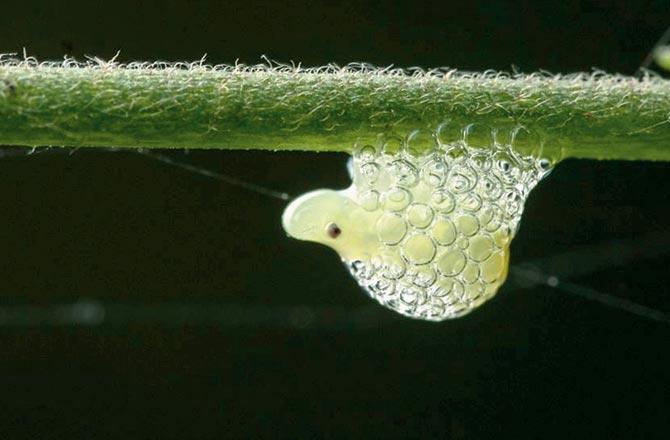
{"left": 0, "top": 57, "right": 669, "bottom": 162}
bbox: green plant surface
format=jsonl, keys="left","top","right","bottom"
{"left": 0, "top": 56, "right": 669, "bottom": 162}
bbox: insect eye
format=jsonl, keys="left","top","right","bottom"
{"left": 326, "top": 222, "right": 342, "bottom": 239}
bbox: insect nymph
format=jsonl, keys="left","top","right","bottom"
{"left": 282, "top": 125, "right": 552, "bottom": 321}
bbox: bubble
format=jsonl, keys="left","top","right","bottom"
{"left": 373, "top": 250, "right": 406, "bottom": 280}
{"left": 493, "top": 151, "right": 522, "bottom": 184}
{"left": 382, "top": 136, "right": 403, "bottom": 156}
{"left": 405, "top": 129, "right": 434, "bottom": 157}
{"left": 372, "top": 278, "right": 395, "bottom": 295}
{"left": 376, "top": 213, "right": 407, "bottom": 245}
{"left": 462, "top": 282, "right": 487, "bottom": 304}
{"left": 508, "top": 125, "right": 543, "bottom": 158}
{"left": 421, "top": 156, "right": 448, "bottom": 187}
{"left": 389, "top": 159, "right": 419, "bottom": 187}
{"left": 411, "top": 266, "right": 437, "bottom": 288}
{"left": 433, "top": 279, "right": 464, "bottom": 303}
{"left": 443, "top": 142, "right": 468, "bottom": 160}
{"left": 435, "top": 121, "right": 460, "bottom": 146}
{"left": 461, "top": 262, "right": 480, "bottom": 284}
{"left": 457, "top": 215, "right": 479, "bottom": 236}
{"left": 538, "top": 158, "right": 552, "bottom": 173}
{"left": 418, "top": 297, "right": 446, "bottom": 320}
{"left": 383, "top": 187, "right": 412, "bottom": 211}
{"left": 496, "top": 158, "right": 511, "bottom": 174}
{"left": 358, "top": 190, "right": 380, "bottom": 211}
{"left": 493, "top": 226, "right": 513, "bottom": 247}
{"left": 432, "top": 218, "right": 457, "bottom": 246}
{"left": 407, "top": 203, "right": 434, "bottom": 229}
{"left": 355, "top": 144, "right": 377, "bottom": 161}
{"left": 401, "top": 234, "right": 436, "bottom": 265}
{"left": 448, "top": 165, "right": 477, "bottom": 194}
{"left": 400, "top": 285, "right": 426, "bottom": 306}
{"left": 470, "top": 150, "right": 493, "bottom": 172}
{"left": 431, "top": 190, "right": 455, "bottom": 213}
{"left": 437, "top": 249, "right": 467, "bottom": 277}
{"left": 457, "top": 193, "right": 482, "bottom": 212}
{"left": 468, "top": 236, "right": 494, "bottom": 262}
{"left": 482, "top": 206, "right": 503, "bottom": 232}
{"left": 350, "top": 260, "right": 374, "bottom": 280}
{"left": 463, "top": 123, "right": 493, "bottom": 149}
{"left": 481, "top": 251, "right": 506, "bottom": 283}
{"left": 431, "top": 280, "right": 452, "bottom": 297}
{"left": 479, "top": 175, "right": 503, "bottom": 200}
{"left": 504, "top": 190, "right": 523, "bottom": 217}
{"left": 359, "top": 162, "right": 380, "bottom": 184}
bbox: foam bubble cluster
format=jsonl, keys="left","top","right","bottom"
{"left": 282, "top": 124, "right": 552, "bottom": 321}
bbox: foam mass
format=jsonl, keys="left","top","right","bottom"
{"left": 282, "top": 125, "right": 552, "bottom": 321}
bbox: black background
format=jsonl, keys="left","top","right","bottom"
{"left": 0, "top": 0, "right": 669, "bottom": 438}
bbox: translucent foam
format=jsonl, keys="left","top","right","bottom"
{"left": 345, "top": 127, "right": 552, "bottom": 320}
{"left": 282, "top": 124, "right": 552, "bottom": 321}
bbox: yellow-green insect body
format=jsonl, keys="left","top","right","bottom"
{"left": 283, "top": 128, "right": 551, "bottom": 321}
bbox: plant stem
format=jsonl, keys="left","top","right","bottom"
{"left": 0, "top": 58, "right": 669, "bottom": 162}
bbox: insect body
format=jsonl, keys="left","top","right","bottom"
{"left": 283, "top": 127, "right": 552, "bottom": 321}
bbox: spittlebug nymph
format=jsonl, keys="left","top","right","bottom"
{"left": 282, "top": 126, "right": 552, "bottom": 321}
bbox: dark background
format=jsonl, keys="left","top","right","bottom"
{"left": 0, "top": 0, "right": 669, "bottom": 438}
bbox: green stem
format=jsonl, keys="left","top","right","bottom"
{"left": 1, "top": 58, "right": 669, "bottom": 162}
